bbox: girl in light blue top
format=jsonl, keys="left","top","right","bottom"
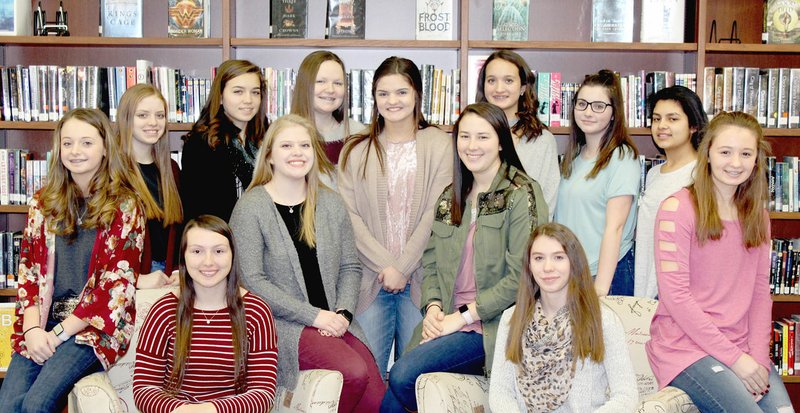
{"left": 555, "top": 69, "right": 640, "bottom": 297}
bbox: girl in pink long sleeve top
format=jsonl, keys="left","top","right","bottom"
{"left": 645, "top": 112, "right": 793, "bottom": 413}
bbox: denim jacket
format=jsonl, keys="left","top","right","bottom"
{"left": 409, "top": 163, "right": 548, "bottom": 376}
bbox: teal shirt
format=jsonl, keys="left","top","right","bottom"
{"left": 555, "top": 147, "right": 640, "bottom": 274}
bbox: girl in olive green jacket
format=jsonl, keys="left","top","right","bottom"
{"left": 381, "top": 103, "right": 548, "bottom": 413}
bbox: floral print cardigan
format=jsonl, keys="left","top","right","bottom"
{"left": 12, "top": 195, "right": 146, "bottom": 369}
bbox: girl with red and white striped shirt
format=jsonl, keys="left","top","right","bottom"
{"left": 133, "top": 215, "right": 278, "bottom": 413}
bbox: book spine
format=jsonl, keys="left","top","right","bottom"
{"left": 779, "top": 68, "right": 790, "bottom": 128}
{"left": 703, "top": 67, "right": 715, "bottom": 118}
{"left": 550, "top": 72, "right": 561, "bottom": 127}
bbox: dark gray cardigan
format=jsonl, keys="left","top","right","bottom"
{"left": 230, "top": 186, "right": 366, "bottom": 389}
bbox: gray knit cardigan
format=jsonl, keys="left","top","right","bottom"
{"left": 229, "top": 186, "right": 366, "bottom": 389}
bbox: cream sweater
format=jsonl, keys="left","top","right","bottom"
{"left": 489, "top": 304, "right": 639, "bottom": 413}
{"left": 336, "top": 126, "right": 453, "bottom": 314}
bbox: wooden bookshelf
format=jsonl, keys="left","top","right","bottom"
{"left": 0, "top": 206, "right": 28, "bottom": 214}
{"left": 772, "top": 294, "right": 800, "bottom": 303}
{"left": 232, "top": 39, "right": 460, "bottom": 49}
{"left": 0, "top": 121, "right": 193, "bottom": 131}
{"left": 0, "top": 36, "right": 224, "bottom": 47}
{"left": 770, "top": 212, "right": 800, "bottom": 220}
{"left": 468, "top": 40, "right": 697, "bottom": 52}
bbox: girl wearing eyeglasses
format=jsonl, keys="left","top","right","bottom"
{"left": 554, "top": 69, "right": 640, "bottom": 297}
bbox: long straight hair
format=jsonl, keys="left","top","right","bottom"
{"left": 116, "top": 84, "right": 183, "bottom": 225}
{"left": 248, "top": 114, "right": 331, "bottom": 247}
{"left": 339, "top": 56, "right": 430, "bottom": 177}
{"left": 449, "top": 102, "right": 525, "bottom": 226}
{"left": 475, "top": 50, "right": 546, "bottom": 141}
{"left": 505, "top": 223, "right": 604, "bottom": 364}
{"left": 38, "top": 108, "right": 142, "bottom": 235}
{"left": 688, "top": 111, "right": 770, "bottom": 248}
{"left": 561, "top": 69, "right": 639, "bottom": 179}
{"left": 291, "top": 51, "right": 352, "bottom": 141}
{"left": 185, "top": 59, "right": 268, "bottom": 149}
{"left": 168, "top": 215, "right": 247, "bottom": 394}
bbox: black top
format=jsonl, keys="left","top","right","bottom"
{"left": 180, "top": 118, "right": 259, "bottom": 222}
{"left": 51, "top": 201, "right": 97, "bottom": 322}
{"left": 139, "top": 162, "right": 168, "bottom": 262}
{"left": 275, "top": 202, "right": 329, "bottom": 311}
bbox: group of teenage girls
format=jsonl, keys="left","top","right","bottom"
{"left": 0, "top": 47, "right": 793, "bottom": 413}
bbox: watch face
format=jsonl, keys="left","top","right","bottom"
{"left": 53, "top": 323, "right": 64, "bottom": 335}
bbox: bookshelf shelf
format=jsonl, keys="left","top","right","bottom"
{"left": 0, "top": 36, "right": 224, "bottom": 48}
{"left": 231, "top": 39, "right": 461, "bottom": 49}
{"left": 468, "top": 41, "right": 697, "bottom": 52}
{"left": 784, "top": 375, "right": 800, "bottom": 384}
{"left": 773, "top": 294, "right": 800, "bottom": 303}
{"left": 0, "top": 122, "right": 193, "bottom": 131}
{"left": 705, "top": 43, "right": 800, "bottom": 54}
{"left": 0, "top": 206, "right": 27, "bottom": 214}
{"left": 770, "top": 212, "right": 800, "bottom": 220}
{"left": 0, "top": 288, "right": 15, "bottom": 297}
{"left": 548, "top": 127, "right": 652, "bottom": 135}
{"left": 763, "top": 129, "right": 800, "bottom": 137}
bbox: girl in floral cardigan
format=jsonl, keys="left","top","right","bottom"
{"left": 0, "top": 109, "right": 146, "bottom": 413}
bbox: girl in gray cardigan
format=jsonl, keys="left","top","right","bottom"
{"left": 230, "top": 115, "right": 384, "bottom": 412}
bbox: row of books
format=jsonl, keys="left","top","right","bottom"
{"left": 771, "top": 238, "right": 800, "bottom": 296}
{"left": 773, "top": 315, "right": 799, "bottom": 377}
{"left": 768, "top": 156, "right": 800, "bottom": 213}
{"left": 0, "top": 62, "right": 213, "bottom": 125}
{"left": 0, "top": 149, "right": 50, "bottom": 206}
{"left": 702, "top": 67, "right": 800, "bottom": 128}
{"left": 0, "top": 231, "right": 21, "bottom": 290}
{"left": 532, "top": 71, "right": 696, "bottom": 128}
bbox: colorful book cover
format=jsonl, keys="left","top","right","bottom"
{"left": 591, "top": 0, "right": 633, "bottom": 42}
{"left": 326, "top": 0, "right": 365, "bottom": 39}
{"left": 640, "top": 0, "right": 685, "bottom": 43}
{"left": 0, "top": 302, "right": 15, "bottom": 371}
{"left": 168, "top": 0, "right": 210, "bottom": 38}
{"left": 492, "top": 0, "right": 529, "bottom": 41}
{"left": 416, "top": 0, "right": 453, "bottom": 40}
{"left": 270, "top": 0, "right": 307, "bottom": 38}
{"left": 550, "top": 72, "right": 561, "bottom": 127}
{"left": 767, "top": 0, "right": 800, "bottom": 44}
{"left": 101, "top": 0, "right": 143, "bottom": 38}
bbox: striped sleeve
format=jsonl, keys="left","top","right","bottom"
{"left": 211, "top": 294, "right": 278, "bottom": 413}
{"left": 132, "top": 294, "right": 191, "bottom": 413}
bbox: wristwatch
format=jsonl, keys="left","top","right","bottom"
{"left": 336, "top": 309, "right": 353, "bottom": 324}
{"left": 52, "top": 323, "right": 71, "bottom": 342}
{"left": 459, "top": 304, "right": 475, "bottom": 325}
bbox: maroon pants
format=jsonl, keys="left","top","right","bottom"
{"left": 299, "top": 327, "right": 385, "bottom": 412}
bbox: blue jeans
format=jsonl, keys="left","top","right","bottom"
{"left": 609, "top": 245, "right": 635, "bottom": 296}
{"left": 356, "top": 284, "right": 422, "bottom": 380}
{"left": 380, "top": 331, "right": 485, "bottom": 413}
{"left": 670, "top": 355, "right": 794, "bottom": 413}
{"left": 151, "top": 260, "right": 166, "bottom": 272}
{"left": 0, "top": 328, "right": 103, "bottom": 413}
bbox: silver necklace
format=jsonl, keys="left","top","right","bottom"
{"left": 199, "top": 309, "right": 218, "bottom": 325}
{"left": 77, "top": 205, "right": 88, "bottom": 225}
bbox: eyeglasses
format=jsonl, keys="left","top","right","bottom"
{"left": 575, "top": 99, "right": 612, "bottom": 113}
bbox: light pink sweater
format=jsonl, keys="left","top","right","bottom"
{"left": 645, "top": 188, "right": 772, "bottom": 388}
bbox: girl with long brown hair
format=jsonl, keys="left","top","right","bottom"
{"left": 291, "top": 50, "right": 366, "bottom": 166}
{"left": 0, "top": 109, "right": 147, "bottom": 413}
{"left": 489, "top": 223, "right": 638, "bottom": 412}
{"left": 338, "top": 56, "right": 452, "bottom": 380}
{"left": 231, "top": 115, "right": 384, "bottom": 412}
{"left": 181, "top": 59, "right": 269, "bottom": 222}
{"left": 116, "top": 84, "right": 183, "bottom": 289}
{"left": 475, "top": 50, "right": 560, "bottom": 212}
{"left": 381, "top": 103, "right": 547, "bottom": 413}
{"left": 133, "top": 215, "right": 278, "bottom": 412}
{"left": 645, "top": 112, "right": 792, "bottom": 412}
{"left": 555, "top": 69, "right": 640, "bottom": 297}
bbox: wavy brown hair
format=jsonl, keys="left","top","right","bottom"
{"left": 184, "top": 59, "right": 268, "bottom": 150}
{"left": 561, "top": 69, "right": 639, "bottom": 179}
{"left": 38, "top": 108, "right": 142, "bottom": 236}
{"left": 688, "top": 111, "right": 770, "bottom": 248}
{"left": 168, "top": 215, "right": 247, "bottom": 394}
{"left": 248, "top": 114, "right": 331, "bottom": 247}
{"left": 506, "top": 223, "right": 605, "bottom": 364}
{"left": 475, "top": 50, "right": 547, "bottom": 141}
{"left": 116, "top": 84, "right": 183, "bottom": 225}
{"left": 339, "top": 56, "right": 431, "bottom": 177}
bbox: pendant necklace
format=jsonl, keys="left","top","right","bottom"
{"left": 199, "top": 309, "right": 218, "bottom": 325}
